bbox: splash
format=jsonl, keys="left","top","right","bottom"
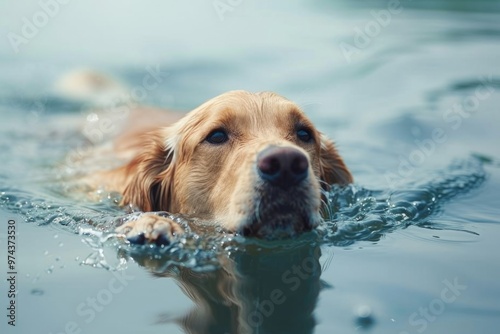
{"left": 320, "top": 157, "right": 486, "bottom": 246}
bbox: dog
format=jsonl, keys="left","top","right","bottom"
{"left": 86, "top": 90, "right": 352, "bottom": 243}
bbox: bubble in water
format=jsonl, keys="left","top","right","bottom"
{"left": 354, "top": 305, "right": 375, "bottom": 329}
{"left": 46, "top": 265, "right": 54, "bottom": 274}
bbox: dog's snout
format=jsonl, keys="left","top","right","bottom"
{"left": 257, "top": 146, "right": 309, "bottom": 187}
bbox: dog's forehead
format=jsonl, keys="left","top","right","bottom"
{"left": 207, "top": 91, "right": 310, "bottom": 129}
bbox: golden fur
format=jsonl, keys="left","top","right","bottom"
{"left": 92, "top": 90, "right": 352, "bottom": 241}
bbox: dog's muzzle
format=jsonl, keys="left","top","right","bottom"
{"left": 257, "top": 145, "right": 309, "bottom": 188}
{"left": 238, "top": 145, "right": 317, "bottom": 239}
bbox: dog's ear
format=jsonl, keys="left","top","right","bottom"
{"left": 121, "top": 128, "right": 175, "bottom": 212}
{"left": 319, "top": 134, "right": 353, "bottom": 188}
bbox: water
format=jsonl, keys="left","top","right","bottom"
{"left": 1, "top": 1, "right": 500, "bottom": 333}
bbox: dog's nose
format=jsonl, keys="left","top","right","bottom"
{"left": 257, "top": 146, "right": 309, "bottom": 187}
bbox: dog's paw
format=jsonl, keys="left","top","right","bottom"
{"left": 116, "top": 214, "right": 183, "bottom": 246}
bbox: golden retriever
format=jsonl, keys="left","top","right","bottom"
{"left": 89, "top": 90, "right": 352, "bottom": 243}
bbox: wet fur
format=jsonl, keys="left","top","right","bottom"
{"left": 95, "top": 90, "right": 352, "bottom": 237}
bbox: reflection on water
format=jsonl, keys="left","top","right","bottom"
{"left": 130, "top": 242, "right": 323, "bottom": 334}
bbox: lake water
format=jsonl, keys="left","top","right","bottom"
{"left": 0, "top": 1, "right": 499, "bottom": 333}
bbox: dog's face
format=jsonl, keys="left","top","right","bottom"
{"left": 123, "top": 91, "right": 352, "bottom": 238}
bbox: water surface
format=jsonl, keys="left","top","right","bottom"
{"left": 0, "top": 1, "right": 499, "bottom": 333}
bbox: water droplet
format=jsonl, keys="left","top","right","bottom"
{"left": 44, "top": 250, "right": 49, "bottom": 256}
{"left": 54, "top": 234, "right": 59, "bottom": 239}
{"left": 75, "top": 256, "right": 80, "bottom": 261}
{"left": 59, "top": 242, "right": 64, "bottom": 247}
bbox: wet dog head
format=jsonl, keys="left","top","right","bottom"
{"left": 122, "top": 91, "right": 352, "bottom": 238}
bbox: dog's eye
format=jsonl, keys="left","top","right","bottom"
{"left": 297, "top": 128, "right": 313, "bottom": 143}
{"left": 205, "top": 130, "right": 229, "bottom": 144}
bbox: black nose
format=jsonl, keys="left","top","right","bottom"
{"left": 257, "top": 146, "right": 309, "bottom": 187}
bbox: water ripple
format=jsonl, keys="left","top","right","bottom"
{"left": 320, "top": 157, "right": 486, "bottom": 246}
{"left": 0, "top": 156, "right": 488, "bottom": 270}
